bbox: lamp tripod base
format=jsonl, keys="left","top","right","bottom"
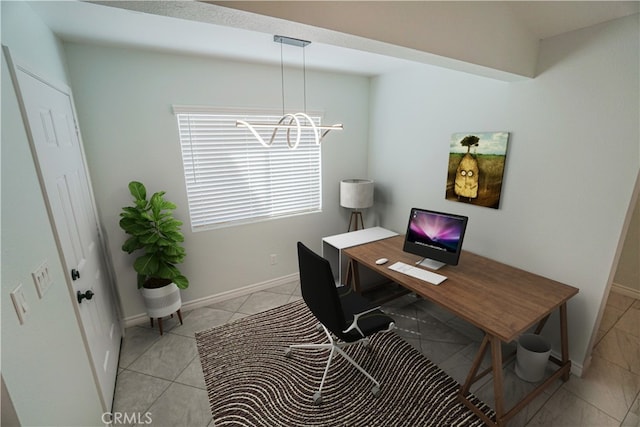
{"left": 347, "top": 211, "right": 365, "bottom": 232}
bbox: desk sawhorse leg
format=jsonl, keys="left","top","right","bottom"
{"left": 458, "top": 303, "right": 572, "bottom": 426}
{"left": 344, "top": 259, "right": 361, "bottom": 293}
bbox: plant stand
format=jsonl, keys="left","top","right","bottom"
{"left": 140, "top": 282, "right": 183, "bottom": 335}
{"left": 150, "top": 310, "right": 183, "bottom": 336}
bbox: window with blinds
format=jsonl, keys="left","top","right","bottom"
{"left": 174, "top": 107, "right": 322, "bottom": 231}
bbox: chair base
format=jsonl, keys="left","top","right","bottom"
{"left": 285, "top": 323, "right": 382, "bottom": 404}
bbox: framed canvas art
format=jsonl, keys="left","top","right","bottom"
{"left": 445, "top": 131, "right": 510, "bottom": 209}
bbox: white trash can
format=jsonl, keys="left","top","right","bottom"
{"left": 515, "top": 333, "right": 551, "bottom": 382}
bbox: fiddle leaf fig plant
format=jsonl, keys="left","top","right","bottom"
{"left": 119, "top": 181, "right": 189, "bottom": 289}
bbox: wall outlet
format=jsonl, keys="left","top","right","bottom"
{"left": 270, "top": 254, "right": 277, "bottom": 265}
{"left": 32, "top": 260, "right": 53, "bottom": 299}
{"left": 10, "top": 283, "right": 29, "bottom": 325}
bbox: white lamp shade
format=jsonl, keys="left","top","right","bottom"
{"left": 340, "top": 179, "right": 374, "bottom": 209}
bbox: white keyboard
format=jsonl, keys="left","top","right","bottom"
{"left": 388, "top": 261, "right": 447, "bottom": 285}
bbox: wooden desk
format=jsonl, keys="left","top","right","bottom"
{"left": 343, "top": 235, "right": 579, "bottom": 427}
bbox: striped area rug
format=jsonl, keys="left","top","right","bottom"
{"left": 196, "top": 299, "right": 495, "bottom": 426}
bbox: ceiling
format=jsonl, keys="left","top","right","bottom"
{"left": 30, "top": 1, "right": 639, "bottom": 80}
{"left": 210, "top": 1, "right": 639, "bottom": 41}
{"left": 503, "top": 1, "right": 639, "bottom": 39}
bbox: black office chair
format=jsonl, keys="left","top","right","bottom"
{"left": 285, "top": 242, "right": 395, "bottom": 405}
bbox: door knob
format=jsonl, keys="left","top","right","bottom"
{"left": 71, "top": 269, "right": 80, "bottom": 281}
{"left": 77, "top": 290, "right": 94, "bottom": 304}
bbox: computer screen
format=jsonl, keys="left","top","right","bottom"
{"left": 402, "top": 208, "right": 468, "bottom": 270}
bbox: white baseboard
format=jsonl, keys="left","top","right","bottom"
{"left": 569, "top": 355, "right": 585, "bottom": 377}
{"left": 122, "top": 273, "right": 300, "bottom": 328}
{"left": 611, "top": 282, "right": 640, "bottom": 300}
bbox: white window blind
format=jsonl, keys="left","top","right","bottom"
{"left": 174, "top": 107, "right": 322, "bottom": 231}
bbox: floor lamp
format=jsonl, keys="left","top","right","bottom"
{"left": 340, "top": 179, "right": 374, "bottom": 232}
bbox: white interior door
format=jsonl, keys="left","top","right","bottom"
{"left": 7, "top": 52, "right": 121, "bottom": 410}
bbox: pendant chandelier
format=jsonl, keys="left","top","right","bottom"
{"left": 236, "top": 35, "right": 343, "bottom": 149}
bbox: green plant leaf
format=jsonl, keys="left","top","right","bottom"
{"left": 142, "top": 244, "right": 161, "bottom": 254}
{"left": 155, "top": 238, "right": 174, "bottom": 247}
{"left": 125, "top": 223, "right": 152, "bottom": 236}
{"left": 155, "top": 262, "right": 179, "bottom": 279}
{"left": 134, "top": 253, "right": 159, "bottom": 275}
{"left": 162, "top": 245, "right": 181, "bottom": 256}
{"left": 153, "top": 265, "right": 171, "bottom": 280}
{"left": 141, "top": 212, "right": 154, "bottom": 222}
{"left": 161, "top": 200, "right": 177, "bottom": 211}
{"left": 150, "top": 192, "right": 167, "bottom": 217}
{"left": 163, "top": 254, "right": 185, "bottom": 264}
{"left": 139, "top": 233, "right": 160, "bottom": 245}
{"left": 122, "top": 236, "right": 143, "bottom": 253}
{"left": 120, "top": 207, "right": 142, "bottom": 217}
{"left": 163, "top": 230, "right": 185, "bottom": 242}
{"left": 119, "top": 217, "right": 149, "bottom": 234}
{"left": 173, "top": 275, "right": 189, "bottom": 289}
{"left": 157, "top": 212, "right": 174, "bottom": 220}
{"left": 135, "top": 199, "right": 148, "bottom": 210}
{"left": 158, "top": 219, "right": 182, "bottom": 234}
{"left": 118, "top": 219, "right": 134, "bottom": 233}
{"left": 129, "top": 181, "right": 146, "bottom": 201}
{"left": 137, "top": 273, "right": 148, "bottom": 288}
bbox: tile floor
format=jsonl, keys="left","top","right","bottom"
{"left": 114, "top": 283, "right": 640, "bottom": 426}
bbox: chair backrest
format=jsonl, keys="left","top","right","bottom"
{"left": 297, "top": 242, "right": 347, "bottom": 337}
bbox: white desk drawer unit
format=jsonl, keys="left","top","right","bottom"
{"left": 322, "top": 227, "right": 398, "bottom": 286}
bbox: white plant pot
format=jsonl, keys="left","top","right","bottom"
{"left": 140, "top": 282, "right": 182, "bottom": 319}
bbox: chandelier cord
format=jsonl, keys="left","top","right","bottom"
{"left": 235, "top": 35, "right": 343, "bottom": 149}
{"left": 280, "top": 41, "right": 285, "bottom": 116}
{"left": 303, "top": 44, "right": 307, "bottom": 113}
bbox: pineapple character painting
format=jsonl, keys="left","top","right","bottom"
{"left": 454, "top": 135, "right": 480, "bottom": 199}
{"left": 446, "top": 132, "right": 509, "bottom": 209}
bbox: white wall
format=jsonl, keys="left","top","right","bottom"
{"left": 368, "top": 14, "right": 639, "bottom": 368}
{"left": 1, "top": 1, "right": 104, "bottom": 425}
{"left": 63, "top": 43, "right": 370, "bottom": 319}
{"left": 614, "top": 196, "right": 640, "bottom": 295}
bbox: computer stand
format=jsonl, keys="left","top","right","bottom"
{"left": 417, "top": 257, "right": 446, "bottom": 270}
